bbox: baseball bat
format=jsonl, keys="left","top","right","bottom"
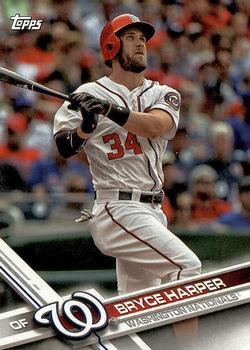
{"left": 0, "top": 66, "right": 69, "bottom": 101}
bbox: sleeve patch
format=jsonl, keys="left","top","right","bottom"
{"left": 164, "top": 92, "right": 180, "bottom": 111}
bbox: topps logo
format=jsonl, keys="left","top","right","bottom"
{"left": 10, "top": 14, "right": 42, "bottom": 30}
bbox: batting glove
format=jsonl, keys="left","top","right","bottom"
{"left": 68, "top": 93, "right": 99, "bottom": 133}
{"left": 69, "top": 92, "right": 130, "bottom": 127}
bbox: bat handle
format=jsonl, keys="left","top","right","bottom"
{"left": 30, "top": 84, "right": 70, "bottom": 101}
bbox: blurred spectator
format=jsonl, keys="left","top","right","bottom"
{"left": 48, "top": 28, "right": 92, "bottom": 91}
{"left": 26, "top": 149, "right": 93, "bottom": 217}
{"left": 0, "top": 126, "right": 41, "bottom": 178}
{"left": 161, "top": 151, "right": 187, "bottom": 217}
{"left": 170, "top": 191, "right": 199, "bottom": 231}
{"left": 190, "top": 165, "right": 231, "bottom": 225}
{"left": 177, "top": 80, "right": 211, "bottom": 163}
{"left": 231, "top": 12, "right": 249, "bottom": 40}
{"left": 217, "top": 176, "right": 250, "bottom": 229}
{"left": 8, "top": 96, "right": 54, "bottom": 157}
{"left": 161, "top": 151, "right": 176, "bottom": 223}
{"left": 64, "top": 173, "right": 89, "bottom": 211}
{"left": 16, "top": 30, "right": 55, "bottom": 66}
{"left": 14, "top": 29, "right": 56, "bottom": 81}
{"left": 168, "top": 126, "right": 197, "bottom": 175}
{"left": 226, "top": 99, "right": 250, "bottom": 152}
{"left": 23, "top": 116, "right": 54, "bottom": 157}
{"left": 47, "top": 169, "right": 93, "bottom": 220}
{"left": 145, "top": 43, "right": 186, "bottom": 88}
{"left": 183, "top": 0, "right": 231, "bottom": 35}
{"left": 205, "top": 121, "right": 243, "bottom": 199}
{"left": 49, "top": 0, "right": 81, "bottom": 31}
{"left": 241, "top": 151, "right": 250, "bottom": 177}
{"left": 198, "top": 61, "right": 227, "bottom": 119}
{"left": 0, "top": 163, "right": 26, "bottom": 192}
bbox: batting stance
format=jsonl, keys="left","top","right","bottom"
{"left": 53, "top": 14, "right": 201, "bottom": 295}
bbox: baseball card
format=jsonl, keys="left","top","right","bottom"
{"left": 0, "top": 1, "right": 249, "bottom": 349}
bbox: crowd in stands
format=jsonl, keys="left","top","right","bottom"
{"left": 0, "top": 0, "right": 249, "bottom": 231}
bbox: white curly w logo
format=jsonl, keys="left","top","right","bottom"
{"left": 33, "top": 292, "right": 108, "bottom": 340}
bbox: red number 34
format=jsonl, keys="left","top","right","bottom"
{"left": 102, "top": 132, "right": 143, "bottom": 160}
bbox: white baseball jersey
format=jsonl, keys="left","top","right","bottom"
{"left": 53, "top": 76, "right": 181, "bottom": 191}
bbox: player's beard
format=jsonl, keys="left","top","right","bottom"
{"left": 118, "top": 51, "right": 147, "bottom": 73}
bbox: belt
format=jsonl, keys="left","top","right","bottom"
{"left": 94, "top": 190, "right": 164, "bottom": 204}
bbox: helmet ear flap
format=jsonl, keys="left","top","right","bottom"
{"left": 107, "top": 43, "right": 114, "bottom": 50}
{"left": 103, "top": 33, "right": 121, "bottom": 64}
{"left": 106, "top": 40, "right": 123, "bottom": 68}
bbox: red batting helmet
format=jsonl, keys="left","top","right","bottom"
{"left": 100, "top": 14, "right": 155, "bottom": 67}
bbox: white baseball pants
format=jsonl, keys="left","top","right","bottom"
{"left": 88, "top": 199, "right": 201, "bottom": 294}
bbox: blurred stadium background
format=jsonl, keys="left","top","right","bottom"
{"left": 0, "top": 0, "right": 249, "bottom": 309}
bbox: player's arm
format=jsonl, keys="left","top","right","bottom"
{"left": 69, "top": 92, "right": 179, "bottom": 139}
{"left": 54, "top": 128, "right": 90, "bottom": 159}
{"left": 54, "top": 94, "right": 99, "bottom": 159}
{"left": 122, "top": 109, "right": 174, "bottom": 138}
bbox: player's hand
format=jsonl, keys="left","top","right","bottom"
{"left": 68, "top": 93, "right": 99, "bottom": 133}
{"left": 68, "top": 92, "right": 108, "bottom": 114}
{"left": 69, "top": 92, "right": 130, "bottom": 127}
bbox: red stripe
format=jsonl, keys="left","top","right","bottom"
{"left": 147, "top": 138, "right": 164, "bottom": 190}
{"left": 105, "top": 203, "right": 183, "bottom": 280}
{"left": 138, "top": 81, "right": 155, "bottom": 97}
{"left": 137, "top": 96, "right": 154, "bottom": 189}
{"left": 95, "top": 81, "right": 129, "bottom": 108}
{"left": 137, "top": 96, "right": 141, "bottom": 112}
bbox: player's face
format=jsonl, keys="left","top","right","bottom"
{"left": 118, "top": 28, "right": 147, "bottom": 73}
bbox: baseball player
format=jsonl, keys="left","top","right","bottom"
{"left": 53, "top": 14, "right": 201, "bottom": 295}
